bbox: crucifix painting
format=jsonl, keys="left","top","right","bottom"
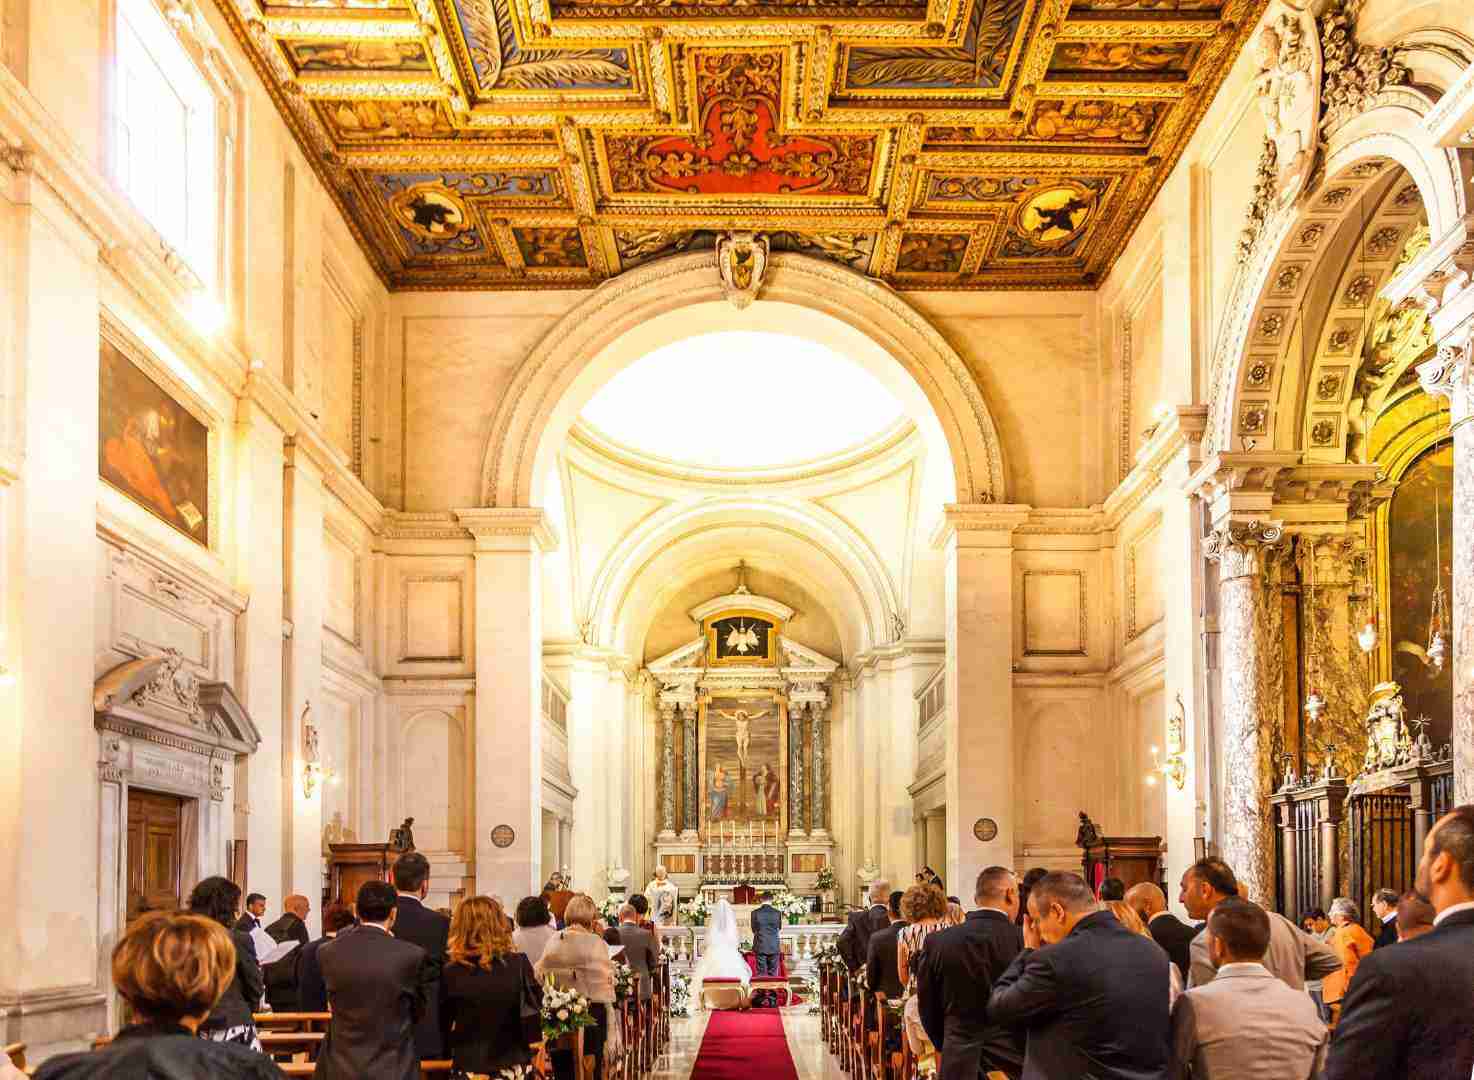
{"left": 701, "top": 692, "right": 786, "bottom": 836}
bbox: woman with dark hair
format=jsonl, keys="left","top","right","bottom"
{"left": 513, "top": 895, "right": 557, "bottom": 966}
{"left": 443, "top": 897, "right": 543, "bottom": 1079}
{"left": 35, "top": 912, "right": 283, "bottom": 1079}
{"left": 298, "top": 902, "right": 358, "bottom": 1013}
{"left": 186, "top": 876, "right": 264, "bottom": 1051}
{"left": 1016, "top": 867, "right": 1048, "bottom": 928}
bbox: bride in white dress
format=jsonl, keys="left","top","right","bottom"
{"left": 693, "top": 898, "right": 751, "bottom": 1006}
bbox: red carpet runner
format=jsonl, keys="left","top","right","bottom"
{"left": 689, "top": 1008, "right": 800, "bottom": 1080}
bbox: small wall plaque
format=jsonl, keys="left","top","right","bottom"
{"left": 973, "top": 817, "right": 998, "bottom": 842}
{"left": 490, "top": 825, "right": 517, "bottom": 849}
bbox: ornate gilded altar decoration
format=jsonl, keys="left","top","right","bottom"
{"left": 1358, "top": 682, "right": 1412, "bottom": 776}
{"left": 716, "top": 230, "right": 769, "bottom": 309}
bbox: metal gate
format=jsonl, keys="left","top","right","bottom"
{"left": 1348, "top": 791, "right": 1415, "bottom": 927}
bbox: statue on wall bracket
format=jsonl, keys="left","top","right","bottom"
{"left": 716, "top": 231, "right": 769, "bottom": 310}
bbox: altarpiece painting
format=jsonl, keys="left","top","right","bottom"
{"left": 700, "top": 691, "right": 786, "bottom": 837}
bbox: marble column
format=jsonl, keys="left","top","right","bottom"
{"left": 1419, "top": 340, "right": 1474, "bottom": 804}
{"left": 810, "top": 701, "right": 827, "bottom": 835}
{"left": 681, "top": 703, "right": 698, "bottom": 838}
{"left": 658, "top": 704, "right": 677, "bottom": 839}
{"left": 1204, "top": 520, "right": 1288, "bottom": 905}
{"left": 788, "top": 702, "right": 804, "bottom": 836}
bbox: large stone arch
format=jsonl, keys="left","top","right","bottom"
{"left": 1208, "top": 95, "right": 1470, "bottom": 454}
{"left": 480, "top": 252, "right": 1009, "bottom": 508}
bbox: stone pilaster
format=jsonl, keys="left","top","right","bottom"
{"left": 1297, "top": 533, "right": 1374, "bottom": 782}
{"left": 658, "top": 704, "right": 677, "bottom": 839}
{"left": 788, "top": 701, "right": 804, "bottom": 836}
{"left": 810, "top": 701, "right": 828, "bottom": 835}
{"left": 1418, "top": 339, "right": 1474, "bottom": 804}
{"left": 681, "top": 703, "right": 698, "bottom": 838}
{"left": 1204, "top": 520, "right": 1289, "bottom": 905}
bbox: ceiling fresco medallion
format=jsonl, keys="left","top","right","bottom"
{"left": 211, "top": 0, "right": 1269, "bottom": 290}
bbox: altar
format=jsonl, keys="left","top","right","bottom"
{"left": 647, "top": 572, "right": 838, "bottom": 898}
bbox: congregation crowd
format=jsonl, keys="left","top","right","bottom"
{"left": 24, "top": 857, "right": 663, "bottom": 1080}
{"left": 829, "top": 804, "right": 1474, "bottom": 1079}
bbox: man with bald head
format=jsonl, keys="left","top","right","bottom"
{"left": 1126, "top": 881, "right": 1194, "bottom": 981}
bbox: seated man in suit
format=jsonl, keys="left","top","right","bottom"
{"left": 865, "top": 891, "right": 906, "bottom": 999}
{"left": 917, "top": 867, "right": 1024, "bottom": 1080}
{"left": 315, "top": 881, "right": 433, "bottom": 1080}
{"left": 990, "top": 871, "right": 1170, "bottom": 1080}
{"left": 390, "top": 850, "right": 451, "bottom": 1061}
{"left": 1171, "top": 898, "right": 1328, "bottom": 1079}
{"left": 617, "top": 904, "right": 660, "bottom": 1004}
{"left": 1326, "top": 805, "right": 1474, "bottom": 1080}
{"left": 1126, "top": 881, "right": 1195, "bottom": 983}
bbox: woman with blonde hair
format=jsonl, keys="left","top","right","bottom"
{"left": 536, "top": 894, "right": 620, "bottom": 1080}
{"left": 1106, "top": 899, "right": 1182, "bottom": 1007}
{"left": 443, "top": 896, "right": 544, "bottom": 1079}
{"left": 35, "top": 912, "right": 283, "bottom": 1078}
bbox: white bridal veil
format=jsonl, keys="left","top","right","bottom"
{"left": 693, "top": 898, "right": 752, "bottom": 991}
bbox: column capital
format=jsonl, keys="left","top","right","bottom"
{"left": 454, "top": 507, "right": 559, "bottom": 552}
{"left": 1417, "top": 339, "right": 1474, "bottom": 430}
{"left": 1203, "top": 520, "right": 1287, "bottom": 581}
{"left": 930, "top": 503, "right": 1032, "bottom": 549}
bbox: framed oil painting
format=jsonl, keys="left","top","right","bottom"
{"left": 700, "top": 691, "right": 786, "bottom": 838}
{"left": 99, "top": 337, "right": 210, "bottom": 546}
{"left": 1386, "top": 440, "right": 1453, "bottom": 746}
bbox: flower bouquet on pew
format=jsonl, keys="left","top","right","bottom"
{"left": 541, "top": 981, "right": 597, "bottom": 1040}
{"left": 668, "top": 971, "right": 693, "bottom": 1018}
{"left": 612, "top": 962, "right": 637, "bottom": 1003}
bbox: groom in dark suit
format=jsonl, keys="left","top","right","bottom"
{"left": 751, "top": 891, "right": 784, "bottom": 1005}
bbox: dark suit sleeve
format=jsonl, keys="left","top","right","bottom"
{"left": 235, "top": 930, "right": 265, "bottom": 1012}
{"left": 409, "top": 945, "right": 434, "bottom": 1025}
{"left": 987, "top": 949, "right": 1062, "bottom": 1030}
{"left": 838, "top": 916, "right": 860, "bottom": 970}
{"left": 645, "top": 933, "right": 659, "bottom": 976}
{"left": 865, "top": 930, "right": 885, "bottom": 992}
{"left": 299, "top": 944, "right": 326, "bottom": 1012}
{"left": 915, "top": 942, "right": 945, "bottom": 1051}
{"left": 1324, "top": 959, "right": 1405, "bottom": 1080}
{"left": 293, "top": 920, "right": 310, "bottom": 947}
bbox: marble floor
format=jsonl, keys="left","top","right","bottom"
{"left": 652, "top": 1008, "right": 845, "bottom": 1080}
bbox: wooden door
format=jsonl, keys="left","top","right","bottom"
{"left": 126, "top": 790, "right": 185, "bottom": 920}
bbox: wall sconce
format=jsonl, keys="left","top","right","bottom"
{"left": 1147, "top": 693, "right": 1188, "bottom": 791}
{"left": 301, "top": 702, "right": 322, "bottom": 799}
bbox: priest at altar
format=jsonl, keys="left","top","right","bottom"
{"left": 645, "top": 866, "right": 680, "bottom": 927}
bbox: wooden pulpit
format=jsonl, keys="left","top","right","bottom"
{"left": 1081, "top": 834, "right": 1164, "bottom": 895}
{"left": 327, "top": 843, "right": 394, "bottom": 908}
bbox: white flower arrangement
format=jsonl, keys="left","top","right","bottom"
{"left": 612, "top": 962, "right": 637, "bottom": 1002}
{"left": 772, "top": 891, "right": 811, "bottom": 921}
{"left": 680, "top": 894, "right": 712, "bottom": 925}
{"left": 598, "top": 894, "right": 625, "bottom": 923}
{"left": 668, "top": 971, "right": 693, "bottom": 1018}
{"left": 813, "top": 941, "right": 842, "bottom": 967}
{"left": 540, "top": 980, "right": 596, "bottom": 1039}
{"left": 814, "top": 867, "right": 837, "bottom": 891}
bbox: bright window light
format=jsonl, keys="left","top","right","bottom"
{"left": 579, "top": 332, "right": 906, "bottom": 470}
{"left": 114, "top": 0, "right": 219, "bottom": 294}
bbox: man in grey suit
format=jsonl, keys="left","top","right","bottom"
{"left": 1171, "top": 898, "right": 1328, "bottom": 1079}
{"left": 751, "top": 892, "right": 783, "bottom": 977}
{"left": 616, "top": 903, "right": 660, "bottom": 1002}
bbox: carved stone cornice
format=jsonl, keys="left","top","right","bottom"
{"left": 1204, "top": 520, "right": 1287, "bottom": 581}
{"left": 1105, "top": 405, "right": 1208, "bottom": 527}
{"left": 930, "top": 503, "right": 1032, "bottom": 550}
{"left": 1190, "top": 453, "right": 1391, "bottom": 529}
{"left": 453, "top": 507, "right": 559, "bottom": 552}
{"left": 1422, "top": 52, "right": 1474, "bottom": 148}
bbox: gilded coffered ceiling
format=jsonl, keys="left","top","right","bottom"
{"left": 214, "top": 0, "right": 1266, "bottom": 290}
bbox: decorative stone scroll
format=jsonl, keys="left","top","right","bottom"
{"left": 715, "top": 231, "right": 769, "bottom": 310}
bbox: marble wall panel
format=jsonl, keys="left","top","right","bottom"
{"left": 323, "top": 526, "right": 359, "bottom": 645}
{"left": 1022, "top": 570, "right": 1088, "bottom": 656}
{"left": 321, "top": 272, "right": 358, "bottom": 466}
{"left": 401, "top": 707, "right": 468, "bottom": 854}
{"left": 401, "top": 575, "right": 465, "bottom": 663}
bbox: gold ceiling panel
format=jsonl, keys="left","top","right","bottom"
{"left": 212, "top": 0, "right": 1267, "bottom": 289}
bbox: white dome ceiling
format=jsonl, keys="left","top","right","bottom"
{"left": 577, "top": 331, "right": 905, "bottom": 470}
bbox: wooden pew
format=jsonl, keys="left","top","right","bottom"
{"left": 280, "top": 1062, "right": 452, "bottom": 1078}
{"left": 254, "top": 1011, "right": 332, "bottom": 1033}
{"left": 3, "top": 1043, "right": 24, "bottom": 1071}
{"left": 258, "top": 1030, "right": 324, "bottom": 1063}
